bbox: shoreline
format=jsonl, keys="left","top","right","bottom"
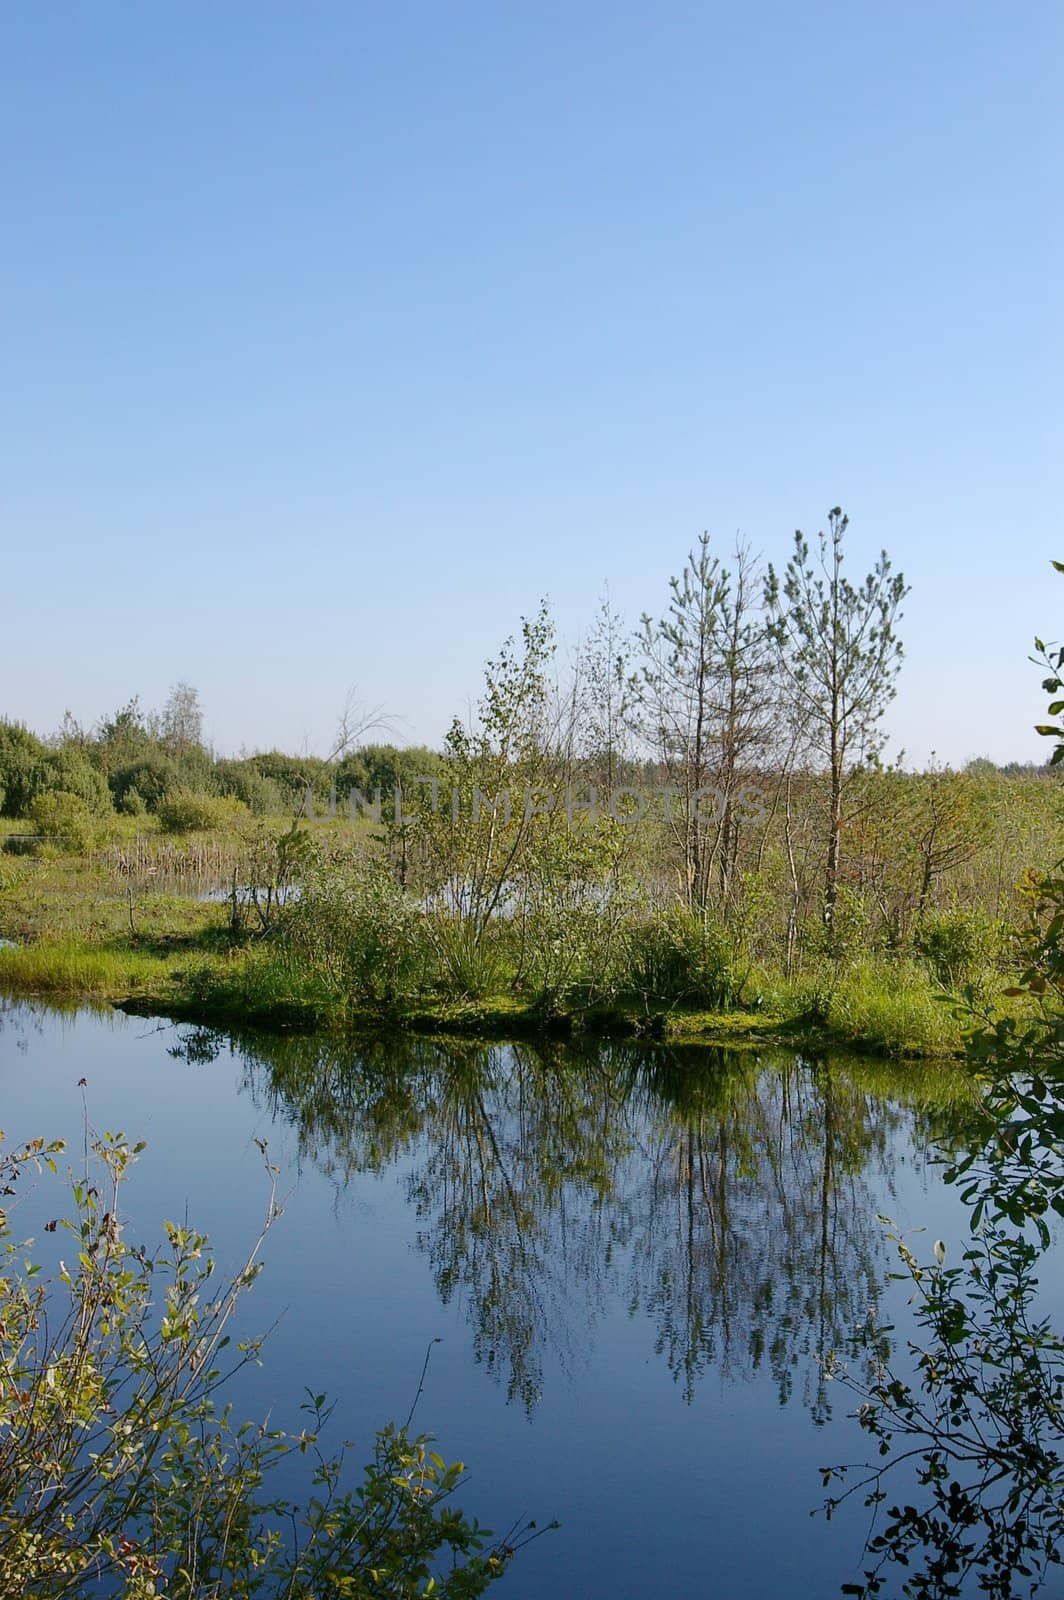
{"left": 0, "top": 941, "right": 963, "bottom": 1058}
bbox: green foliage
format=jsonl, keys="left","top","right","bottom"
{"left": 245, "top": 751, "right": 333, "bottom": 810}
{"left": 157, "top": 790, "right": 247, "bottom": 834}
{"left": 823, "top": 957, "right": 960, "bottom": 1055}
{"left": 28, "top": 791, "right": 105, "bottom": 854}
{"left": 215, "top": 758, "right": 286, "bottom": 816}
{"left": 822, "top": 1227, "right": 1064, "bottom": 1598}
{"left": 806, "top": 886, "right": 873, "bottom": 961}
{"left": 412, "top": 602, "right": 557, "bottom": 987}
{"left": 625, "top": 907, "right": 737, "bottom": 1007}
{"left": 765, "top": 509, "right": 908, "bottom": 924}
{"left": 511, "top": 825, "right": 635, "bottom": 1007}
{"left": 334, "top": 745, "right": 447, "bottom": 823}
{"left": 765, "top": 511, "right": 908, "bottom": 769}
{"left": 29, "top": 751, "right": 112, "bottom": 816}
{"left": 92, "top": 697, "right": 158, "bottom": 778}
{"left": 2, "top": 571, "right": 1059, "bottom": 1047}
{"left": 818, "top": 581, "right": 1064, "bottom": 1593}
{"left": 0, "top": 939, "right": 182, "bottom": 997}
{"left": 0, "top": 728, "right": 110, "bottom": 821}
{"left": 0, "top": 721, "right": 46, "bottom": 818}
{"left": 424, "top": 915, "right": 505, "bottom": 1001}
{"left": 282, "top": 855, "right": 428, "bottom": 1005}
{"left": 632, "top": 535, "right": 772, "bottom": 914}
{"left": 118, "top": 785, "right": 148, "bottom": 817}
{"left": 1033, "top": 571, "right": 1064, "bottom": 766}
{"left": 0, "top": 1130, "right": 532, "bottom": 1598}
{"left": 110, "top": 754, "right": 179, "bottom": 814}
{"left": 225, "top": 820, "right": 319, "bottom": 937}
{"left": 914, "top": 907, "right": 1001, "bottom": 987}
{"left": 159, "top": 679, "right": 203, "bottom": 755}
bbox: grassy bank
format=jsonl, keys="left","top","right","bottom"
{"left": 0, "top": 827, "right": 1010, "bottom": 1056}
{"left": 0, "top": 930, "right": 975, "bottom": 1056}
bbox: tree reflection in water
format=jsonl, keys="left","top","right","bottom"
{"left": 175, "top": 1029, "right": 962, "bottom": 1420}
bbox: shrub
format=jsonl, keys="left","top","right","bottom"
{"left": 805, "top": 886, "right": 874, "bottom": 962}
{"left": 823, "top": 1224, "right": 1064, "bottom": 1598}
{"left": 110, "top": 754, "right": 179, "bottom": 814}
{"left": 157, "top": 789, "right": 246, "bottom": 834}
{"left": 625, "top": 907, "right": 737, "bottom": 1007}
{"left": 246, "top": 751, "right": 333, "bottom": 810}
{"left": 283, "top": 857, "right": 428, "bottom": 1004}
{"left": 31, "top": 749, "right": 112, "bottom": 815}
{"left": 0, "top": 1129, "right": 526, "bottom": 1597}
{"left": 0, "top": 738, "right": 111, "bottom": 820}
{"left": 334, "top": 744, "right": 449, "bottom": 823}
{"left": 28, "top": 790, "right": 103, "bottom": 853}
{"left": 914, "top": 908, "right": 1001, "bottom": 987}
{"left": 512, "top": 901, "right": 601, "bottom": 1007}
{"left": 215, "top": 758, "right": 285, "bottom": 815}
{"left": 118, "top": 785, "right": 148, "bottom": 816}
{"left": 426, "top": 912, "right": 507, "bottom": 1000}
{"left": 0, "top": 721, "right": 45, "bottom": 817}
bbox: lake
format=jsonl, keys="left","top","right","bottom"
{"left": 0, "top": 1001, "right": 991, "bottom": 1597}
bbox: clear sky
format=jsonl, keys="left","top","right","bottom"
{"left": 2, "top": 2, "right": 1061, "bottom": 766}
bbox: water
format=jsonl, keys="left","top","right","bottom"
{"left": 0, "top": 1001, "right": 989, "bottom": 1597}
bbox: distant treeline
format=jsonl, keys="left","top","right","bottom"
{"left": 4, "top": 513, "right": 1062, "bottom": 989}
{"left": 0, "top": 690, "right": 446, "bottom": 827}
{"left": 0, "top": 696, "right": 1048, "bottom": 829}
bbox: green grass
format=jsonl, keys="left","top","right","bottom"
{"left": 748, "top": 956, "right": 969, "bottom": 1055}
{"left": 825, "top": 958, "right": 963, "bottom": 1054}
{"left": 0, "top": 831, "right": 1009, "bottom": 1055}
{"left": 0, "top": 939, "right": 192, "bottom": 998}
{"left": 0, "top": 932, "right": 982, "bottom": 1056}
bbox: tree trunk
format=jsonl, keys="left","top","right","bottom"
{"left": 825, "top": 760, "right": 842, "bottom": 929}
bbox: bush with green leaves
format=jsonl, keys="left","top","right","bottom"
{"left": 333, "top": 745, "right": 449, "bottom": 824}
{"left": 110, "top": 754, "right": 179, "bottom": 814}
{"left": 0, "top": 721, "right": 46, "bottom": 818}
{"left": 27, "top": 749, "right": 112, "bottom": 816}
{"left": 914, "top": 907, "right": 1001, "bottom": 987}
{"left": 245, "top": 751, "right": 334, "bottom": 811}
{"left": 215, "top": 759, "right": 286, "bottom": 817}
{"left": 423, "top": 913, "right": 507, "bottom": 1001}
{"left": 624, "top": 906, "right": 737, "bottom": 1007}
{"left": 118, "top": 786, "right": 148, "bottom": 817}
{"left": 817, "top": 875, "right": 1064, "bottom": 1591}
{"left": 0, "top": 1129, "right": 540, "bottom": 1598}
{"left": 157, "top": 789, "right": 247, "bottom": 834}
{"left": 508, "top": 826, "right": 637, "bottom": 1009}
{"left": 28, "top": 790, "right": 105, "bottom": 854}
{"left": 821, "top": 1225, "right": 1064, "bottom": 1599}
{"left": 282, "top": 855, "right": 428, "bottom": 1005}
{"left": 817, "top": 589, "right": 1064, "bottom": 1595}
{"left": 804, "top": 885, "right": 873, "bottom": 963}
{"left": 0, "top": 733, "right": 111, "bottom": 820}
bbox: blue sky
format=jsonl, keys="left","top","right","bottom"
{"left": 2, "top": 2, "right": 1061, "bottom": 765}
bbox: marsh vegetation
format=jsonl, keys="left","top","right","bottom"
{"left": 1, "top": 518, "right": 1060, "bottom": 1054}
{"left": 4, "top": 541, "right": 1064, "bottom": 1596}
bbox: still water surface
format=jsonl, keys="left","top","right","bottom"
{"left": 0, "top": 1002, "right": 987, "bottom": 1597}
